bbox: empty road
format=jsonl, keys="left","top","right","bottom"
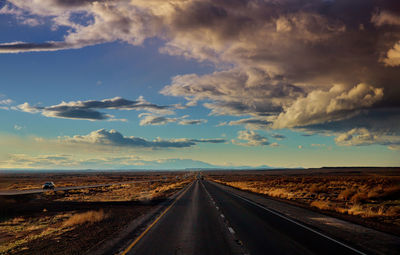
{"left": 122, "top": 180, "right": 365, "bottom": 255}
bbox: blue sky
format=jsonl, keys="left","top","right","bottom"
{"left": 0, "top": 0, "right": 399, "bottom": 169}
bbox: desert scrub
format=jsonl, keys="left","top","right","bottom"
{"left": 0, "top": 213, "right": 72, "bottom": 254}
{"left": 211, "top": 172, "right": 400, "bottom": 226}
{"left": 63, "top": 210, "right": 108, "bottom": 227}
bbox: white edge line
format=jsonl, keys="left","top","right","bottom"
{"left": 228, "top": 191, "right": 367, "bottom": 255}
{"left": 228, "top": 227, "right": 236, "bottom": 234}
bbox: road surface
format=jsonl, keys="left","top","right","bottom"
{"left": 123, "top": 180, "right": 365, "bottom": 255}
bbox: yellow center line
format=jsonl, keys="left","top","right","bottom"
{"left": 120, "top": 181, "right": 194, "bottom": 255}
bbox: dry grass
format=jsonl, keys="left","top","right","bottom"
{"left": 0, "top": 213, "right": 72, "bottom": 254}
{"left": 0, "top": 171, "right": 189, "bottom": 191}
{"left": 62, "top": 210, "right": 108, "bottom": 227}
{"left": 0, "top": 172, "right": 193, "bottom": 254}
{"left": 310, "top": 200, "right": 332, "bottom": 210}
{"left": 208, "top": 168, "right": 400, "bottom": 228}
{"left": 53, "top": 179, "right": 191, "bottom": 202}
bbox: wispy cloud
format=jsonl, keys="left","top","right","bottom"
{"left": 178, "top": 119, "right": 207, "bottom": 125}
{"left": 0, "top": 154, "right": 222, "bottom": 169}
{"left": 13, "top": 124, "right": 23, "bottom": 130}
{"left": 138, "top": 113, "right": 207, "bottom": 126}
{"left": 226, "top": 117, "right": 272, "bottom": 129}
{"left": 271, "top": 133, "right": 286, "bottom": 140}
{"left": 59, "top": 129, "right": 226, "bottom": 149}
{"left": 0, "top": 94, "right": 13, "bottom": 110}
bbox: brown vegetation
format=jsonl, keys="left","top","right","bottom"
{"left": 0, "top": 171, "right": 186, "bottom": 191}
{"left": 62, "top": 210, "right": 108, "bottom": 227}
{"left": 207, "top": 168, "right": 400, "bottom": 232}
{"left": 0, "top": 171, "right": 193, "bottom": 255}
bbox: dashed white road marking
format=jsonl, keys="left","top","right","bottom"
{"left": 202, "top": 180, "right": 249, "bottom": 255}
{"left": 227, "top": 189, "right": 367, "bottom": 255}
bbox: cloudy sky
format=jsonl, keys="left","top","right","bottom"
{"left": 0, "top": 0, "right": 399, "bottom": 169}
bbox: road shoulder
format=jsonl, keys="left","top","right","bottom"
{"left": 89, "top": 182, "right": 192, "bottom": 255}
{"left": 209, "top": 180, "right": 400, "bottom": 255}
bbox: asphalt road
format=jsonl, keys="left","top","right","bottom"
{"left": 126, "top": 180, "right": 235, "bottom": 255}
{"left": 124, "top": 180, "right": 366, "bottom": 255}
{"left": 0, "top": 180, "right": 165, "bottom": 196}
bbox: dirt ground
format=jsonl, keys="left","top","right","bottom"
{"left": 0, "top": 171, "right": 192, "bottom": 255}
{"left": 206, "top": 167, "right": 400, "bottom": 236}
{"left": 0, "top": 171, "right": 189, "bottom": 191}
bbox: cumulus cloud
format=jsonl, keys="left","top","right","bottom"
{"left": 59, "top": 129, "right": 226, "bottom": 149}
{"left": 371, "top": 10, "right": 400, "bottom": 26}
{"left": 383, "top": 42, "right": 400, "bottom": 67}
{"left": 161, "top": 69, "right": 304, "bottom": 117}
{"left": 1, "top": 0, "right": 400, "bottom": 148}
{"left": 0, "top": 0, "right": 161, "bottom": 53}
{"left": 17, "top": 96, "right": 169, "bottom": 121}
{"left": 270, "top": 142, "right": 280, "bottom": 147}
{"left": 335, "top": 128, "right": 400, "bottom": 149}
{"left": 273, "top": 83, "right": 384, "bottom": 128}
{"left": 232, "top": 130, "right": 269, "bottom": 147}
{"left": 371, "top": 10, "right": 400, "bottom": 67}
{"left": 139, "top": 114, "right": 180, "bottom": 126}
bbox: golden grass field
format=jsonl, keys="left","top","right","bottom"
{"left": 0, "top": 171, "right": 192, "bottom": 255}
{"left": 207, "top": 168, "right": 400, "bottom": 234}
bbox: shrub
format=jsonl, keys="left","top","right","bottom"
{"left": 63, "top": 210, "right": 108, "bottom": 227}
{"left": 338, "top": 188, "right": 356, "bottom": 200}
{"left": 311, "top": 200, "right": 331, "bottom": 210}
{"left": 309, "top": 184, "right": 327, "bottom": 194}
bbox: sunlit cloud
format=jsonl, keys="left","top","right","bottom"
{"left": 1, "top": 0, "right": 400, "bottom": 150}
{"left": 335, "top": 128, "right": 400, "bottom": 150}
{"left": 138, "top": 113, "right": 207, "bottom": 126}
{"left": 58, "top": 129, "right": 226, "bottom": 149}
{"left": 232, "top": 130, "right": 270, "bottom": 147}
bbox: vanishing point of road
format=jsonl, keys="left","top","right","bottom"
{"left": 122, "top": 179, "right": 366, "bottom": 255}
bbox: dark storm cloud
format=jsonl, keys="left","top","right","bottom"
{"left": 2, "top": 0, "right": 400, "bottom": 146}
{"left": 271, "top": 133, "right": 286, "bottom": 140}
{"left": 178, "top": 119, "right": 207, "bottom": 125}
{"left": 0, "top": 41, "right": 69, "bottom": 53}
{"left": 18, "top": 97, "right": 169, "bottom": 121}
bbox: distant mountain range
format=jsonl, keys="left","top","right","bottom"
{"left": 0, "top": 158, "right": 278, "bottom": 171}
